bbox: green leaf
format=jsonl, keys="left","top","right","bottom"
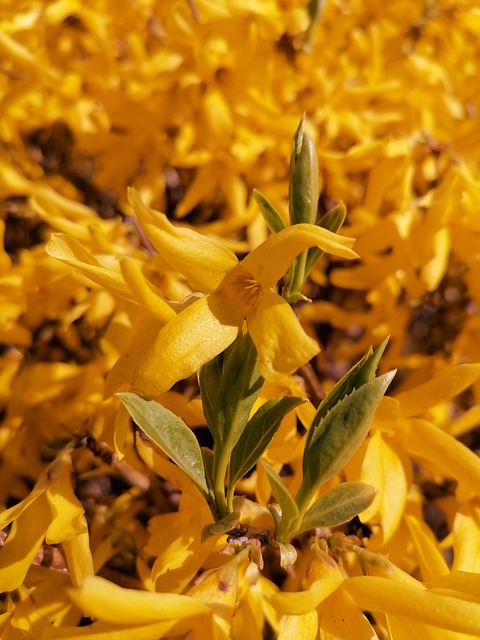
{"left": 263, "top": 460, "right": 299, "bottom": 542}
{"left": 297, "top": 370, "right": 396, "bottom": 513}
{"left": 198, "top": 357, "right": 223, "bottom": 444}
{"left": 293, "top": 482, "right": 377, "bottom": 537}
{"left": 118, "top": 392, "right": 208, "bottom": 498}
{"left": 304, "top": 202, "right": 347, "bottom": 277}
{"left": 229, "top": 397, "right": 304, "bottom": 488}
{"left": 253, "top": 189, "right": 286, "bottom": 234}
{"left": 305, "top": 338, "right": 389, "bottom": 457}
{"left": 199, "top": 333, "right": 263, "bottom": 452}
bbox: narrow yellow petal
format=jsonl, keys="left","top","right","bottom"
{"left": 343, "top": 576, "right": 480, "bottom": 636}
{"left": 69, "top": 575, "right": 210, "bottom": 624}
{"left": 46, "top": 233, "right": 133, "bottom": 301}
{"left": 43, "top": 619, "right": 203, "bottom": 640}
{"left": 241, "top": 223, "right": 357, "bottom": 289}
{"left": 452, "top": 506, "right": 480, "bottom": 573}
{"left": 105, "top": 316, "right": 164, "bottom": 397}
{"left": 247, "top": 291, "right": 319, "bottom": 380}
{"left": 319, "top": 588, "right": 377, "bottom": 640}
{"left": 46, "top": 456, "right": 87, "bottom": 543}
{"left": 400, "top": 418, "right": 480, "bottom": 499}
{"left": 0, "top": 493, "right": 52, "bottom": 592}
{"left": 119, "top": 258, "right": 176, "bottom": 324}
{"left": 132, "top": 293, "right": 239, "bottom": 396}
{"left": 268, "top": 577, "right": 342, "bottom": 615}
{"left": 62, "top": 530, "right": 94, "bottom": 587}
{"left": 278, "top": 611, "right": 318, "bottom": 640}
{"left": 432, "top": 570, "right": 480, "bottom": 602}
{"left": 405, "top": 514, "right": 450, "bottom": 581}
{"left": 359, "top": 432, "right": 409, "bottom": 545}
{"left": 395, "top": 364, "right": 480, "bottom": 417}
{"left": 128, "top": 188, "right": 238, "bottom": 293}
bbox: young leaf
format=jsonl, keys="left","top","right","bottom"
{"left": 229, "top": 397, "right": 304, "bottom": 488}
{"left": 199, "top": 333, "right": 263, "bottom": 452}
{"left": 198, "top": 356, "right": 223, "bottom": 444}
{"left": 305, "top": 337, "right": 389, "bottom": 456}
{"left": 293, "top": 482, "right": 377, "bottom": 537}
{"left": 297, "top": 370, "right": 396, "bottom": 513}
{"left": 118, "top": 393, "right": 208, "bottom": 498}
{"left": 263, "top": 460, "right": 299, "bottom": 542}
{"left": 253, "top": 189, "right": 287, "bottom": 234}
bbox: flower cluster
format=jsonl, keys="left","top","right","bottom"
{"left": 1, "top": 1, "right": 480, "bottom": 638}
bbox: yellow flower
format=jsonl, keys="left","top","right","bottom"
{"left": 128, "top": 188, "right": 357, "bottom": 396}
{"left": 0, "top": 449, "right": 93, "bottom": 593}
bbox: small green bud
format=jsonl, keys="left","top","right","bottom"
{"left": 289, "top": 114, "right": 319, "bottom": 226}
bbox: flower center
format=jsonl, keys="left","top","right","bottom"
{"left": 220, "top": 265, "right": 262, "bottom": 316}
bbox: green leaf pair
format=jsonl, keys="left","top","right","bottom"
{"left": 119, "top": 333, "right": 303, "bottom": 525}
{"left": 265, "top": 338, "right": 395, "bottom": 547}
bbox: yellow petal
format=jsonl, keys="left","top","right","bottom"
{"left": 247, "top": 290, "right": 319, "bottom": 380}
{"left": 0, "top": 492, "right": 52, "bottom": 592}
{"left": 319, "top": 587, "right": 377, "bottom": 640}
{"left": 359, "top": 432, "right": 409, "bottom": 545}
{"left": 44, "top": 618, "right": 206, "bottom": 639}
{"left": 395, "top": 364, "right": 480, "bottom": 417}
{"left": 132, "top": 293, "right": 239, "bottom": 396}
{"left": 343, "top": 576, "right": 480, "bottom": 636}
{"left": 62, "top": 530, "right": 94, "bottom": 587}
{"left": 119, "top": 258, "right": 176, "bottom": 324}
{"left": 128, "top": 188, "right": 238, "bottom": 293}
{"left": 452, "top": 505, "right": 480, "bottom": 573}
{"left": 46, "top": 233, "right": 133, "bottom": 301}
{"left": 46, "top": 456, "right": 87, "bottom": 543}
{"left": 242, "top": 223, "right": 357, "bottom": 289}
{"left": 405, "top": 514, "right": 450, "bottom": 581}
{"left": 105, "top": 316, "right": 164, "bottom": 398}
{"left": 278, "top": 611, "right": 318, "bottom": 640}
{"left": 432, "top": 570, "right": 480, "bottom": 602}
{"left": 400, "top": 418, "right": 480, "bottom": 499}
{"left": 69, "top": 575, "right": 210, "bottom": 624}
{"left": 268, "top": 578, "right": 342, "bottom": 615}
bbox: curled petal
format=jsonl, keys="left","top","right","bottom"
{"left": 119, "top": 258, "right": 176, "bottom": 324}
{"left": 247, "top": 291, "right": 319, "bottom": 380}
{"left": 132, "top": 293, "right": 240, "bottom": 396}
{"left": 46, "top": 233, "right": 133, "bottom": 301}
{"left": 128, "top": 188, "right": 238, "bottom": 292}
{"left": 242, "top": 223, "right": 357, "bottom": 289}
{"left": 0, "top": 492, "right": 52, "bottom": 592}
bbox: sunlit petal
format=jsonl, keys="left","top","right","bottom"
{"left": 247, "top": 291, "right": 319, "bottom": 380}
{"left": 69, "top": 575, "right": 210, "bottom": 624}
{"left": 46, "top": 233, "right": 133, "bottom": 301}
{"left": 278, "top": 610, "right": 318, "bottom": 640}
{"left": 242, "top": 223, "right": 357, "bottom": 288}
{"left": 119, "top": 258, "right": 176, "bottom": 324}
{"left": 132, "top": 293, "right": 240, "bottom": 396}
{"left": 128, "top": 188, "right": 238, "bottom": 292}
{"left": 268, "top": 577, "right": 342, "bottom": 615}
{"left": 0, "top": 492, "right": 52, "bottom": 592}
{"left": 343, "top": 576, "right": 480, "bottom": 636}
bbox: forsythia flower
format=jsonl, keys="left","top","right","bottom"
{"left": 127, "top": 189, "right": 357, "bottom": 396}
